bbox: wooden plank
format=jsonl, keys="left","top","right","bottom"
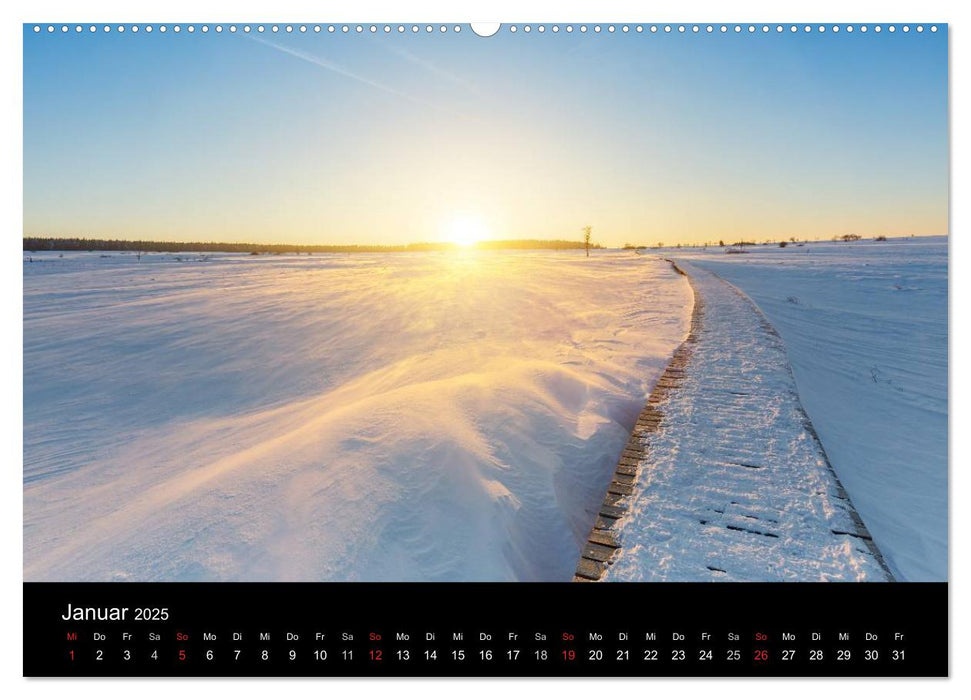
{"left": 607, "top": 481, "right": 634, "bottom": 496}
{"left": 582, "top": 542, "right": 617, "bottom": 562}
{"left": 599, "top": 504, "right": 628, "bottom": 519}
{"left": 588, "top": 529, "right": 620, "bottom": 548}
{"left": 595, "top": 515, "right": 620, "bottom": 530}
{"left": 575, "top": 558, "right": 604, "bottom": 580}
{"left": 603, "top": 492, "right": 627, "bottom": 507}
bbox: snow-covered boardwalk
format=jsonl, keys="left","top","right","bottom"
{"left": 586, "top": 262, "right": 893, "bottom": 582}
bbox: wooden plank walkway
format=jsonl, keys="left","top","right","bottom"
{"left": 574, "top": 259, "right": 893, "bottom": 582}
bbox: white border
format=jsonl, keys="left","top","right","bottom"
{"left": 3, "top": 0, "right": 966, "bottom": 698}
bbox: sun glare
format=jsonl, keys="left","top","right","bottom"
{"left": 444, "top": 216, "right": 489, "bottom": 247}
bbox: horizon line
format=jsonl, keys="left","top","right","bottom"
{"left": 22, "top": 233, "right": 946, "bottom": 253}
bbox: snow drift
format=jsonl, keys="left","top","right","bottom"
{"left": 24, "top": 250, "right": 691, "bottom": 581}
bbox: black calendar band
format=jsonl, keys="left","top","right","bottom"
{"left": 23, "top": 581, "right": 947, "bottom": 677}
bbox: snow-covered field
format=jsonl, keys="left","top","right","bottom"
{"left": 22, "top": 238, "right": 947, "bottom": 583}
{"left": 678, "top": 237, "right": 948, "bottom": 582}
{"left": 23, "top": 250, "right": 691, "bottom": 581}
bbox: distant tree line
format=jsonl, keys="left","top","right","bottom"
{"left": 621, "top": 234, "right": 899, "bottom": 249}
{"left": 23, "top": 237, "right": 603, "bottom": 254}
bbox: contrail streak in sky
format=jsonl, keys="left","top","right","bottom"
{"left": 249, "top": 35, "right": 440, "bottom": 110}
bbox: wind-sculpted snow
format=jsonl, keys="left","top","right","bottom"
{"left": 604, "top": 263, "right": 893, "bottom": 582}
{"left": 681, "top": 238, "right": 947, "bottom": 582}
{"left": 24, "top": 250, "right": 691, "bottom": 581}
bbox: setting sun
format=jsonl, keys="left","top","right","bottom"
{"left": 443, "top": 216, "right": 489, "bottom": 247}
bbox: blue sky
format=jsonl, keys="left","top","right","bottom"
{"left": 23, "top": 25, "right": 948, "bottom": 246}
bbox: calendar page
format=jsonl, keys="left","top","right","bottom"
{"left": 21, "top": 18, "right": 948, "bottom": 678}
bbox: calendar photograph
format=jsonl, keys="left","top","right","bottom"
{"left": 23, "top": 22, "right": 947, "bottom": 592}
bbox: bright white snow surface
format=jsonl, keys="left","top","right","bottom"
{"left": 24, "top": 250, "right": 691, "bottom": 581}
{"left": 677, "top": 238, "right": 947, "bottom": 582}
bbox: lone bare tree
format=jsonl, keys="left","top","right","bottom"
{"left": 582, "top": 225, "right": 592, "bottom": 258}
